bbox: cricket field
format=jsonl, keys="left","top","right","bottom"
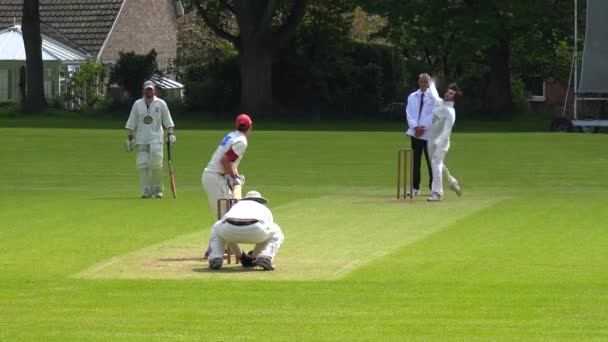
{"left": 1, "top": 117, "right": 607, "bottom": 340}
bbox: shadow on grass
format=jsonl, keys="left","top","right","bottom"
{"left": 159, "top": 257, "right": 205, "bottom": 262}
{"left": 192, "top": 267, "right": 265, "bottom": 274}
{"left": 91, "top": 197, "right": 144, "bottom": 200}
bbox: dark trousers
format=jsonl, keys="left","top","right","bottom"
{"left": 410, "top": 136, "right": 432, "bottom": 191}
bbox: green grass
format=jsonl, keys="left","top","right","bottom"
{"left": 1, "top": 116, "right": 608, "bottom": 341}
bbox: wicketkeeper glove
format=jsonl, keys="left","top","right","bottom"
{"left": 239, "top": 250, "right": 256, "bottom": 267}
{"left": 167, "top": 133, "right": 176, "bottom": 145}
{"left": 125, "top": 135, "right": 135, "bottom": 152}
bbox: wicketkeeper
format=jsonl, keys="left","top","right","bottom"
{"left": 208, "top": 191, "right": 284, "bottom": 271}
{"left": 125, "top": 80, "right": 175, "bottom": 198}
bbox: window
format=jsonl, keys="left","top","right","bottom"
{"left": 523, "top": 76, "right": 545, "bottom": 102}
{"left": 0, "top": 69, "right": 8, "bottom": 101}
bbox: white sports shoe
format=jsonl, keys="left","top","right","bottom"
{"left": 412, "top": 189, "right": 420, "bottom": 197}
{"left": 427, "top": 192, "right": 442, "bottom": 202}
{"left": 153, "top": 192, "right": 163, "bottom": 199}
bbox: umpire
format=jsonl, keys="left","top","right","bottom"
{"left": 405, "top": 73, "right": 434, "bottom": 196}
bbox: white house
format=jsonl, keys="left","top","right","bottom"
{"left": 0, "top": 25, "right": 89, "bottom": 102}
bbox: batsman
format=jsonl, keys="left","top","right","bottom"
{"left": 201, "top": 113, "right": 251, "bottom": 214}
{"left": 125, "top": 80, "right": 176, "bottom": 198}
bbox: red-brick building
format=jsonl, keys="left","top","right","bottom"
{"left": 0, "top": 0, "right": 183, "bottom": 69}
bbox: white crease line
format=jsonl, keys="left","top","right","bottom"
{"left": 333, "top": 259, "right": 361, "bottom": 277}
{"left": 81, "top": 255, "right": 126, "bottom": 275}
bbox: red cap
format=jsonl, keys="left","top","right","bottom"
{"left": 235, "top": 113, "right": 252, "bottom": 130}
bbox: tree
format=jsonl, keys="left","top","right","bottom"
{"left": 109, "top": 50, "right": 162, "bottom": 101}
{"left": 21, "top": 0, "right": 48, "bottom": 111}
{"left": 361, "top": 0, "right": 570, "bottom": 117}
{"left": 192, "top": 0, "right": 310, "bottom": 114}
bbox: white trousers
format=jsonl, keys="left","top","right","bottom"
{"left": 428, "top": 141, "right": 458, "bottom": 197}
{"left": 136, "top": 143, "right": 163, "bottom": 195}
{"left": 208, "top": 220, "right": 284, "bottom": 262}
{"left": 201, "top": 170, "right": 232, "bottom": 215}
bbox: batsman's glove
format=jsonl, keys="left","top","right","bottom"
{"left": 227, "top": 174, "right": 244, "bottom": 189}
{"left": 239, "top": 251, "right": 256, "bottom": 267}
{"left": 167, "top": 133, "right": 176, "bottom": 145}
{"left": 125, "top": 135, "right": 135, "bottom": 152}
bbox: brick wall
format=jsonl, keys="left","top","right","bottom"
{"left": 99, "top": 0, "right": 178, "bottom": 71}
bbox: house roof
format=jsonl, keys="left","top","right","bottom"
{"left": 0, "top": 25, "right": 89, "bottom": 61}
{"left": 0, "top": 0, "right": 124, "bottom": 56}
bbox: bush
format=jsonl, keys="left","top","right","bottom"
{"left": 511, "top": 76, "right": 531, "bottom": 115}
{"left": 62, "top": 61, "right": 107, "bottom": 111}
{"left": 47, "top": 94, "right": 65, "bottom": 110}
{"left": 182, "top": 57, "right": 240, "bottom": 112}
{"left": 109, "top": 50, "right": 162, "bottom": 101}
{"left": 274, "top": 40, "right": 404, "bottom": 119}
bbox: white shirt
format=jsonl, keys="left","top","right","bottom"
{"left": 405, "top": 89, "right": 434, "bottom": 140}
{"left": 224, "top": 200, "right": 273, "bottom": 225}
{"left": 204, "top": 130, "right": 248, "bottom": 174}
{"left": 125, "top": 96, "right": 174, "bottom": 144}
{"left": 428, "top": 81, "right": 456, "bottom": 148}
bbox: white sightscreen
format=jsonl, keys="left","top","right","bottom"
{"left": 578, "top": 0, "right": 608, "bottom": 93}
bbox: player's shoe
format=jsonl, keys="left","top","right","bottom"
{"left": 209, "top": 258, "right": 223, "bottom": 270}
{"left": 255, "top": 257, "right": 275, "bottom": 271}
{"left": 427, "top": 192, "right": 442, "bottom": 202}
{"left": 153, "top": 192, "right": 163, "bottom": 199}
{"left": 450, "top": 183, "right": 462, "bottom": 197}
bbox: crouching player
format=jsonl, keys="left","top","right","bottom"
{"left": 207, "top": 191, "right": 284, "bottom": 271}
{"left": 427, "top": 80, "right": 463, "bottom": 201}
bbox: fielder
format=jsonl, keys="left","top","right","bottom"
{"left": 208, "top": 191, "right": 284, "bottom": 271}
{"left": 125, "top": 80, "right": 175, "bottom": 198}
{"left": 426, "top": 80, "right": 462, "bottom": 202}
{"left": 201, "top": 113, "right": 252, "bottom": 213}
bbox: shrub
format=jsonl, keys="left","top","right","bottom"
{"left": 182, "top": 57, "right": 240, "bottom": 112}
{"left": 109, "top": 50, "right": 162, "bottom": 101}
{"left": 61, "top": 61, "right": 107, "bottom": 111}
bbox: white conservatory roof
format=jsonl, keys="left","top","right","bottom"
{"left": 151, "top": 76, "right": 184, "bottom": 90}
{"left": 0, "top": 25, "right": 89, "bottom": 62}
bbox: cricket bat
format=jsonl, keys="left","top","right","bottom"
{"left": 166, "top": 140, "right": 177, "bottom": 199}
{"left": 232, "top": 184, "right": 242, "bottom": 200}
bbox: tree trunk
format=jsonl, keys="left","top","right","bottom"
{"left": 22, "top": 0, "right": 48, "bottom": 112}
{"left": 238, "top": 43, "right": 273, "bottom": 115}
{"left": 18, "top": 66, "right": 27, "bottom": 105}
{"left": 482, "top": 38, "right": 512, "bottom": 118}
